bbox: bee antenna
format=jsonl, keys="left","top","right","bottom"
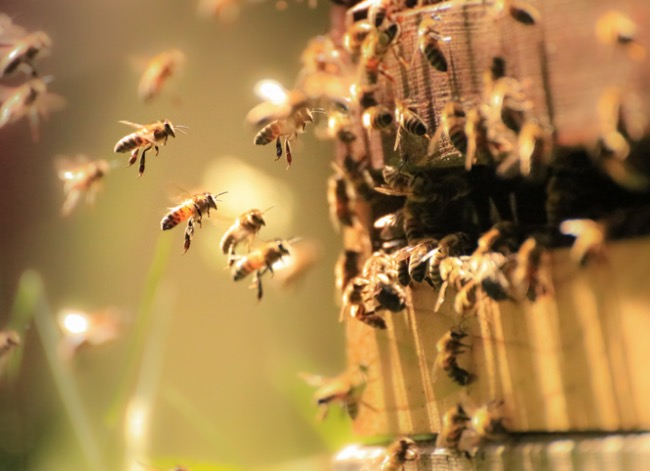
{"left": 287, "top": 236, "right": 302, "bottom": 245}
{"left": 214, "top": 190, "right": 228, "bottom": 200}
{"left": 173, "top": 124, "right": 189, "bottom": 135}
{"left": 262, "top": 204, "right": 276, "bottom": 214}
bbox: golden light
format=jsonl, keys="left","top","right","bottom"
{"left": 254, "top": 79, "right": 288, "bottom": 105}
{"left": 60, "top": 311, "right": 89, "bottom": 335}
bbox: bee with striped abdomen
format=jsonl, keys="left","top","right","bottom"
{"left": 434, "top": 326, "right": 473, "bottom": 385}
{"left": 56, "top": 157, "right": 111, "bottom": 216}
{"left": 220, "top": 208, "right": 268, "bottom": 264}
{"left": 415, "top": 16, "right": 450, "bottom": 72}
{"left": 429, "top": 100, "right": 468, "bottom": 156}
{"left": 161, "top": 191, "right": 227, "bottom": 254}
{"left": 381, "top": 437, "right": 420, "bottom": 470}
{"left": 394, "top": 98, "right": 430, "bottom": 151}
{"left": 113, "top": 119, "right": 187, "bottom": 177}
{"left": 138, "top": 48, "right": 185, "bottom": 103}
{"left": 362, "top": 104, "right": 394, "bottom": 132}
{"left": 254, "top": 107, "right": 316, "bottom": 168}
{"left": 0, "top": 15, "right": 52, "bottom": 78}
{"left": 437, "top": 404, "right": 471, "bottom": 450}
{"left": 231, "top": 239, "right": 292, "bottom": 300}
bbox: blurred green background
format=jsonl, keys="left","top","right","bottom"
{"left": 0, "top": 0, "right": 351, "bottom": 469}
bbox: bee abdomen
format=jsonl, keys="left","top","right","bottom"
{"left": 161, "top": 206, "right": 192, "bottom": 230}
{"left": 220, "top": 230, "right": 236, "bottom": 254}
{"left": 363, "top": 106, "right": 393, "bottom": 130}
{"left": 232, "top": 260, "right": 251, "bottom": 281}
{"left": 360, "top": 314, "right": 387, "bottom": 330}
{"left": 445, "top": 358, "right": 473, "bottom": 385}
{"left": 423, "top": 43, "right": 448, "bottom": 71}
{"left": 449, "top": 128, "right": 468, "bottom": 153}
{"left": 403, "top": 116, "right": 428, "bottom": 137}
{"left": 254, "top": 122, "right": 281, "bottom": 145}
{"left": 114, "top": 134, "right": 142, "bottom": 153}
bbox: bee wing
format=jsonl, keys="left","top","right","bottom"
{"left": 0, "top": 14, "right": 27, "bottom": 41}
{"left": 118, "top": 120, "right": 146, "bottom": 130}
{"left": 54, "top": 154, "right": 90, "bottom": 180}
{"left": 298, "top": 372, "right": 326, "bottom": 388}
{"left": 246, "top": 101, "right": 291, "bottom": 127}
{"left": 37, "top": 92, "right": 67, "bottom": 116}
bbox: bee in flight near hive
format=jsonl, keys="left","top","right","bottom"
{"left": 113, "top": 119, "right": 187, "bottom": 177}
{"left": 300, "top": 364, "right": 370, "bottom": 421}
{"left": 0, "top": 77, "right": 65, "bottom": 141}
{"left": 414, "top": 15, "right": 450, "bottom": 72}
{"left": 55, "top": 156, "right": 112, "bottom": 216}
{"left": 220, "top": 207, "right": 271, "bottom": 265}
{"left": 0, "top": 14, "right": 52, "bottom": 78}
{"left": 161, "top": 191, "right": 227, "bottom": 254}
{"left": 137, "top": 48, "right": 185, "bottom": 103}
{"left": 559, "top": 218, "right": 607, "bottom": 266}
{"left": 381, "top": 437, "right": 420, "bottom": 471}
{"left": 230, "top": 238, "right": 293, "bottom": 300}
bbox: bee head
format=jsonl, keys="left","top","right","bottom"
{"left": 163, "top": 120, "right": 176, "bottom": 138}
{"left": 208, "top": 191, "right": 228, "bottom": 210}
{"left": 248, "top": 209, "right": 266, "bottom": 227}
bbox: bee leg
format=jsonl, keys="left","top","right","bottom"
{"left": 183, "top": 218, "right": 195, "bottom": 254}
{"left": 275, "top": 137, "right": 282, "bottom": 160}
{"left": 128, "top": 149, "right": 139, "bottom": 167}
{"left": 255, "top": 271, "right": 264, "bottom": 300}
{"left": 194, "top": 204, "right": 203, "bottom": 228}
{"left": 285, "top": 138, "right": 292, "bottom": 168}
{"left": 154, "top": 145, "right": 160, "bottom": 156}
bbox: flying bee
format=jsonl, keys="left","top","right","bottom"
{"left": 559, "top": 219, "right": 607, "bottom": 266}
{"left": 0, "top": 330, "right": 20, "bottom": 359}
{"left": 231, "top": 239, "right": 293, "bottom": 300}
{"left": 394, "top": 98, "right": 430, "bottom": 151}
{"left": 113, "top": 119, "right": 187, "bottom": 177}
{"left": 595, "top": 11, "right": 646, "bottom": 61}
{"left": 360, "top": 22, "right": 401, "bottom": 84}
{"left": 328, "top": 172, "right": 357, "bottom": 231}
{"left": 471, "top": 400, "right": 508, "bottom": 441}
{"left": 414, "top": 16, "right": 450, "bottom": 72}
{"left": 343, "top": 19, "right": 373, "bottom": 57}
{"left": 247, "top": 81, "right": 309, "bottom": 127}
{"left": 362, "top": 104, "right": 394, "bottom": 132}
{"left": 490, "top": 77, "right": 531, "bottom": 133}
{"left": 161, "top": 191, "right": 227, "bottom": 254}
{"left": 0, "top": 19, "right": 52, "bottom": 78}
{"left": 437, "top": 404, "right": 471, "bottom": 449}
{"left": 494, "top": 0, "right": 540, "bottom": 25}
{"left": 300, "top": 364, "right": 370, "bottom": 421}
{"left": 57, "top": 308, "right": 123, "bottom": 360}
{"left": 56, "top": 157, "right": 111, "bottom": 216}
{"left": 0, "top": 77, "right": 65, "bottom": 141}
{"left": 429, "top": 100, "right": 467, "bottom": 156}
{"left": 273, "top": 239, "right": 322, "bottom": 288}
{"left": 254, "top": 107, "right": 317, "bottom": 168}
{"left": 138, "top": 48, "right": 185, "bottom": 103}
{"left": 381, "top": 437, "right": 420, "bottom": 471}
{"left": 220, "top": 207, "right": 269, "bottom": 263}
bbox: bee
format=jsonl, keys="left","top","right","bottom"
{"left": 595, "top": 11, "right": 646, "bottom": 61}
{"left": 0, "top": 16, "right": 52, "bottom": 78}
{"left": 328, "top": 172, "right": 357, "bottom": 231}
{"left": 394, "top": 99, "right": 430, "bottom": 151}
{"left": 327, "top": 109, "right": 357, "bottom": 144}
{"left": 362, "top": 105, "right": 394, "bottom": 132}
{"left": 559, "top": 219, "right": 607, "bottom": 266}
{"left": 511, "top": 237, "right": 548, "bottom": 301}
{"left": 273, "top": 239, "right": 321, "bottom": 288}
{"left": 381, "top": 437, "right": 420, "bottom": 471}
{"left": 56, "top": 157, "right": 111, "bottom": 216}
{"left": 231, "top": 239, "right": 292, "bottom": 300}
{"left": 437, "top": 404, "right": 471, "bottom": 449}
{"left": 435, "top": 328, "right": 473, "bottom": 385}
{"left": 497, "top": 119, "right": 551, "bottom": 178}
{"left": 220, "top": 208, "right": 268, "bottom": 263}
{"left": 489, "top": 77, "right": 530, "bottom": 133}
{"left": 0, "top": 330, "right": 20, "bottom": 358}
{"left": 472, "top": 252, "right": 511, "bottom": 303}
{"left": 335, "top": 249, "right": 361, "bottom": 293}
{"left": 360, "top": 23, "right": 400, "bottom": 85}
{"left": 429, "top": 101, "right": 467, "bottom": 156}
{"left": 473, "top": 221, "right": 519, "bottom": 257}
{"left": 342, "top": 276, "right": 387, "bottom": 329}
{"left": 161, "top": 191, "right": 227, "bottom": 254}
{"left": 138, "top": 48, "right": 185, "bottom": 103}
{"left": 434, "top": 256, "right": 473, "bottom": 313}
{"left": 464, "top": 107, "right": 489, "bottom": 170}
{"left": 57, "top": 308, "right": 123, "bottom": 359}
{"left": 113, "top": 119, "right": 187, "bottom": 177}
{"left": 471, "top": 400, "right": 508, "bottom": 441}
{"left": 494, "top": 0, "right": 540, "bottom": 25}
{"left": 375, "top": 210, "right": 407, "bottom": 250}
{"left": 300, "top": 364, "right": 370, "bottom": 421}
{"left": 415, "top": 16, "right": 450, "bottom": 72}
{"left": 254, "top": 107, "right": 316, "bottom": 168}
{"left": 371, "top": 273, "right": 407, "bottom": 313}
{"left": 0, "top": 77, "right": 65, "bottom": 141}
{"left": 374, "top": 165, "right": 413, "bottom": 196}
{"left": 343, "top": 19, "right": 373, "bottom": 57}
{"left": 247, "top": 82, "right": 309, "bottom": 127}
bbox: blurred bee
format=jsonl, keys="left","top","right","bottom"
{"left": 231, "top": 239, "right": 292, "bottom": 300}
{"left": 426, "top": 232, "right": 472, "bottom": 288}
{"left": 360, "top": 23, "right": 401, "bottom": 85}
{"left": 497, "top": 119, "right": 551, "bottom": 178}
{"left": 343, "top": 19, "right": 373, "bottom": 57}
{"left": 414, "top": 16, "right": 450, "bottom": 72}
{"left": 464, "top": 107, "right": 489, "bottom": 170}
{"left": 429, "top": 100, "right": 467, "bottom": 156}
{"left": 362, "top": 104, "right": 394, "bottom": 132}
{"left": 220, "top": 208, "right": 269, "bottom": 263}
{"left": 437, "top": 404, "right": 471, "bottom": 449}
{"left": 161, "top": 191, "right": 227, "bottom": 254}
{"left": 113, "top": 119, "right": 187, "bottom": 177}
{"left": 335, "top": 249, "right": 361, "bottom": 293}
{"left": 254, "top": 107, "right": 316, "bottom": 168}
{"left": 273, "top": 239, "right": 321, "bottom": 288}
{"left": 489, "top": 77, "right": 530, "bottom": 133}
{"left": 494, "top": 0, "right": 540, "bottom": 25}
{"left": 371, "top": 272, "right": 407, "bottom": 313}
{"left": 328, "top": 172, "right": 357, "bottom": 231}
{"left": 512, "top": 237, "right": 549, "bottom": 301}
{"left": 472, "top": 252, "right": 511, "bottom": 303}
{"left": 0, "top": 77, "right": 65, "bottom": 141}
{"left": 56, "top": 157, "right": 111, "bottom": 216}
{"left": 247, "top": 81, "right": 309, "bottom": 127}
{"left": 595, "top": 11, "right": 646, "bottom": 61}
{"left": 198, "top": 0, "right": 241, "bottom": 23}
{"left": 300, "top": 364, "right": 370, "bottom": 421}
{"left": 434, "top": 327, "right": 473, "bottom": 385}
{"left": 394, "top": 98, "right": 430, "bottom": 151}
{"left": 327, "top": 109, "right": 357, "bottom": 144}
{"left": 0, "top": 16, "right": 52, "bottom": 78}
{"left": 374, "top": 165, "right": 413, "bottom": 196}
{"left": 381, "top": 437, "right": 420, "bottom": 471}
{"left": 473, "top": 221, "right": 518, "bottom": 257}
{"left": 138, "top": 48, "right": 185, "bottom": 103}
{"left": 434, "top": 256, "right": 473, "bottom": 313}
{"left": 57, "top": 308, "right": 123, "bottom": 360}
{"left": 375, "top": 210, "right": 407, "bottom": 252}
{"left": 0, "top": 330, "right": 20, "bottom": 359}
{"left": 559, "top": 219, "right": 607, "bottom": 266}
{"left": 471, "top": 400, "right": 508, "bottom": 441}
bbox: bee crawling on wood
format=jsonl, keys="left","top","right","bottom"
{"left": 230, "top": 238, "right": 293, "bottom": 300}
{"left": 113, "top": 119, "right": 187, "bottom": 177}
{"left": 434, "top": 327, "right": 474, "bottom": 386}
{"left": 300, "top": 364, "right": 371, "bottom": 421}
{"left": 428, "top": 100, "right": 468, "bottom": 156}
{"left": 470, "top": 400, "right": 508, "bottom": 441}
{"left": 220, "top": 208, "right": 270, "bottom": 264}
{"left": 381, "top": 436, "right": 420, "bottom": 470}
{"left": 414, "top": 15, "right": 450, "bottom": 72}
{"left": 342, "top": 276, "right": 387, "bottom": 329}
{"left": 437, "top": 404, "right": 471, "bottom": 450}
{"left": 161, "top": 191, "right": 227, "bottom": 254}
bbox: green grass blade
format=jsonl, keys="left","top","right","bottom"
{"left": 29, "top": 270, "right": 105, "bottom": 471}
